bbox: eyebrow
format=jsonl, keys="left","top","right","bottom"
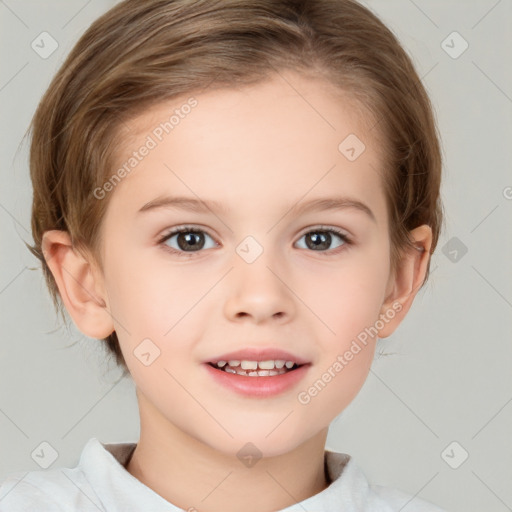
{"left": 138, "top": 195, "right": 376, "bottom": 223}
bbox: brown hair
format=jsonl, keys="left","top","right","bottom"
{"left": 26, "top": 0, "right": 443, "bottom": 373}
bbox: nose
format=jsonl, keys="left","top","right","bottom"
{"left": 223, "top": 253, "right": 296, "bottom": 324}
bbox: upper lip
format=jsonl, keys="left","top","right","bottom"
{"left": 205, "top": 348, "right": 311, "bottom": 366}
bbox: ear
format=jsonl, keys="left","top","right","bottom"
{"left": 41, "top": 230, "right": 115, "bottom": 339}
{"left": 377, "top": 225, "right": 433, "bottom": 338}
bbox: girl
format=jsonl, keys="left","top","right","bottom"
{"left": 1, "top": 1, "right": 446, "bottom": 510}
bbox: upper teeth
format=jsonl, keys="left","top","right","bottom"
{"left": 215, "top": 360, "right": 296, "bottom": 370}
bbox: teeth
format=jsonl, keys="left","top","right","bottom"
{"left": 224, "top": 367, "right": 288, "bottom": 377}
{"left": 256, "top": 360, "right": 274, "bottom": 370}
{"left": 214, "top": 359, "right": 299, "bottom": 376}
{"left": 218, "top": 359, "right": 295, "bottom": 370}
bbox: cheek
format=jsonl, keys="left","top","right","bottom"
{"left": 102, "top": 246, "right": 172, "bottom": 341}
{"left": 297, "top": 257, "right": 389, "bottom": 421}
{"left": 303, "top": 251, "right": 389, "bottom": 338}
{"left": 103, "top": 247, "right": 213, "bottom": 352}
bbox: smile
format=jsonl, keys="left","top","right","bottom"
{"left": 203, "top": 361, "right": 311, "bottom": 397}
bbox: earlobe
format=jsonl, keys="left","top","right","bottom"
{"left": 377, "top": 225, "right": 433, "bottom": 339}
{"left": 41, "top": 230, "right": 115, "bottom": 339}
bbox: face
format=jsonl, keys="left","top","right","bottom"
{"left": 95, "top": 72, "right": 396, "bottom": 457}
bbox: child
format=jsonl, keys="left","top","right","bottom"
{"left": 0, "top": 0, "right": 447, "bottom": 510}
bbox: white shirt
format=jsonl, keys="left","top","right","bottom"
{"left": 0, "top": 438, "right": 447, "bottom": 511}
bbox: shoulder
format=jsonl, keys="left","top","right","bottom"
{"left": 0, "top": 466, "right": 103, "bottom": 512}
{"left": 369, "top": 483, "right": 448, "bottom": 511}
{"left": 0, "top": 439, "right": 110, "bottom": 512}
{"left": 324, "top": 451, "right": 449, "bottom": 512}
{"left": 0, "top": 469, "right": 59, "bottom": 511}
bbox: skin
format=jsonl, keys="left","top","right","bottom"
{"left": 42, "top": 71, "right": 432, "bottom": 512}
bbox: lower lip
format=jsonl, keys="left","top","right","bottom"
{"left": 203, "top": 363, "right": 311, "bottom": 398}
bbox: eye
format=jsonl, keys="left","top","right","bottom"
{"left": 158, "top": 225, "right": 352, "bottom": 258}
{"left": 295, "top": 227, "right": 351, "bottom": 253}
{"left": 158, "top": 226, "right": 217, "bottom": 256}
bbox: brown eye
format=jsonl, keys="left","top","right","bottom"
{"left": 295, "top": 228, "right": 350, "bottom": 252}
{"left": 160, "top": 227, "right": 217, "bottom": 255}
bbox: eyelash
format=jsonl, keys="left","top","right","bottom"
{"left": 157, "top": 225, "right": 353, "bottom": 258}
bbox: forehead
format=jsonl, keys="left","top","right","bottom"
{"left": 107, "top": 72, "right": 387, "bottom": 221}
{"left": 121, "top": 72, "right": 379, "bottom": 152}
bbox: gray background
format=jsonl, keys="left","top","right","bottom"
{"left": 1, "top": 1, "right": 511, "bottom": 511}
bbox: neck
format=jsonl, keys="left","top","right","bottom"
{"left": 126, "top": 393, "right": 330, "bottom": 512}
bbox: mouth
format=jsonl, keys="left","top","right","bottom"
{"left": 207, "top": 359, "right": 307, "bottom": 377}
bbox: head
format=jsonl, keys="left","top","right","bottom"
{"left": 27, "top": 0, "right": 442, "bottom": 455}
